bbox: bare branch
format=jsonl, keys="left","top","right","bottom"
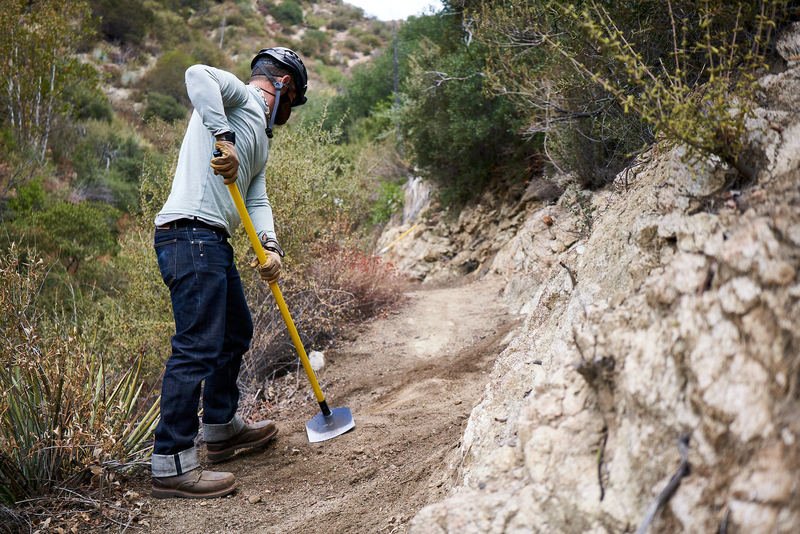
{"left": 422, "top": 70, "right": 483, "bottom": 92}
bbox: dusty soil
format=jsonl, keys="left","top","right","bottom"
{"left": 137, "top": 278, "right": 517, "bottom": 533}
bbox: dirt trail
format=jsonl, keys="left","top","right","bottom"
{"left": 138, "top": 278, "right": 516, "bottom": 533}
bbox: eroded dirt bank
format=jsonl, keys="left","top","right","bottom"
{"left": 138, "top": 279, "right": 517, "bottom": 533}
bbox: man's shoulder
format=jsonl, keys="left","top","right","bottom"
{"left": 186, "top": 64, "right": 248, "bottom": 92}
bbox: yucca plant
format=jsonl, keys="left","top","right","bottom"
{"left": 0, "top": 244, "right": 159, "bottom": 505}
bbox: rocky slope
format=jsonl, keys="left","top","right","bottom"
{"left": 378, "top": 27, "right": 800, "bottom": 534}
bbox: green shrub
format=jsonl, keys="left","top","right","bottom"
{"left": 299, "top": 29, "right": 330, "bottom": 58}
{"left": 8, "top": 180, "right": 46, "bottom": 216}
{"left": 350, "top": 97, "right": 396, "bottom": 142}
{"left": 314, "top": 59, "right": 344, "bottom": 86}
{"left": 256, "top": 0, "right": 274, "bottom": 16}
{"left": 99, "top": 168, "right": 141, "bottom": 211}
{"left": 157, "top": 0, "right": 211, "bottom": 12}
{"left": 342, "top": 38, "right": 360, "bottom": 54}
{"left": 0, "top": 141, "right": 49, "bottom": 219}
{"left": 332, "top": 3, "right": 363, "bottom": 22}
{"left": 325, "top": 51, "right": 394, "bottom": 134}
{"left": 271, "top": 33, "right": 302, "bottom": 54}
{"left": 359, "top": 33, "right": 382, "bottom": 51}
{"left": 369, "top": 180, "right": 403, "bottom": 225}
{"left": 292, "top": 87, "right": 335, "bottom": 131}
{"left": 142, "top": 49, "right": 194, "bottom": 105}
{"left": 563, "top": 0, "right": 786, "bottom": 179}
{"left": 234, "top": 0, "right": 253, "bottom": 16}
{"left": 90, "top": 0, "right": 155, "bottom": 45}
{"left": 0, "top": 127, "right": 16, "bottom": 153}
{"left": 226, "top": 11, "right": 246, "bottom": 27}
{"left": 50, "top": 120, "right": 147, "bottom": 209}
{"left": 272, "top": 0, "right": 303, "bottom": 26}
{"left": 370, "top": 19, "right": 392, "bottom": 40}
{"left": 144, "top": 91, "right": 189, "bottom": 123}
{"left": 67, "top": 84, "right": 114, "bottom": 122}
{"left": 256, "top": 119, "right": 365, "bottom": 262}
{"left": 328, "top": 16, "right": 349, "bottom": 31}
{"left": 239, "top": 15, "right": 265, "bottom": 36}
{"left": 150, "top": 0, "right": 210, "bottom": 10}
{"left": 306, "top": 13, "right": 325, "bottom": 29}
{"left": 186, "top": 31, "right": 227, "bottom": 67}
{"left": 398, "top": 14, "right": 525, "bottom": 204}
{"left": 139, "top": 121, "right": 183, "bottom": 224}
{"left": 547, "top": 110, "right": 651, "bottom": 188}
{"left": 151, "top": 8, "right": 193, "bottom": 48}
{"left": 33, "top": 201, "right": 120, "bottom": 273}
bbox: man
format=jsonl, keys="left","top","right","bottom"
{"left": 150, "top": 47, "right": 307, "bottom": 499}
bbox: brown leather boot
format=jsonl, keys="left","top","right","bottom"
{"left": 152, "top": 467, "right": 236, "bottom": 499}
{"left": 206, "top": 420, "right": 278, "bottom": 463}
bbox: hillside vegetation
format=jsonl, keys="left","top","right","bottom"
{"left": 0, "top": 0, "right": 402, "bottom": 526}
{"left": 1, "top": 0, "right": 796, "bottom": 531}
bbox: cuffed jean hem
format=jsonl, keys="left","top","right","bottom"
{"left": 151, "top": 447, "right": 199, "bottom": 477}
{"left": 203, "top": 413, "right": 246, "bottom": 443}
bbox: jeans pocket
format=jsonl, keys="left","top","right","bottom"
{"left": 155, "top": 239, "right": 178, "bottom": 287}
{"left": 155, "top": 237, "right": 177, "bottom": 248}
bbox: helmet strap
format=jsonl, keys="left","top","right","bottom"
{"left": 255, "top": 62, "right": 285, "bottom": 139}
{"left": 266, "top": 85, "right": 282, "bottom": 139}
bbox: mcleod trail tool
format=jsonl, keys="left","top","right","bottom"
{"left": 216, "top": 150, "right": 354, "bottom": 443}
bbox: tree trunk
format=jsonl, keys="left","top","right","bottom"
{"left": 40, "top": 56, "right": 57, "bottom": 161}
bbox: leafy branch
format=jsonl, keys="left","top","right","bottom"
{"left": 548, "top": 0, "right": 786, "bottom": 180}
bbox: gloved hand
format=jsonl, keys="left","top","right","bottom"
{"left": 251, "top": 251, "right": 282, "bottom": 282}
{"left": 210, "top": 141, "right": 239, "bottom": 184}
{"left": 250, "top": 237, "right": 284, "bottom": 283}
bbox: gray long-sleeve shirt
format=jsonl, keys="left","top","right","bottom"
{"left": 155, "top": 65, "right": 277, "bottom": 241}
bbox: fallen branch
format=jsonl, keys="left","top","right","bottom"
{"left": 635, "top": 432, "right": 692, "bottom": 534}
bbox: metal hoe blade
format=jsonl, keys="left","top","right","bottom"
{"left": 306, "top": 407, "right": 355, "bottom": 443}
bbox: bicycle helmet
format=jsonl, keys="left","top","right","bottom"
{"left": 251, "top": 47, "right": 307, "bottom": 107}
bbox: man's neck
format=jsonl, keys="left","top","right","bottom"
{"left": 250, "top": 79, "right": 276, "bottom": 110}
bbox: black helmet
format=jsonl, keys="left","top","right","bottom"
{"left": 251, "top": 47, "right": 307, "bottom": 107}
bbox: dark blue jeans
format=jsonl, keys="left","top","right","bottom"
{"left": 151, "top": 225, "right": 253, "bottom": 476}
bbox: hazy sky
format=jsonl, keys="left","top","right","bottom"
{"left": 346, "top": 0, "right": 444, "bottom": 21}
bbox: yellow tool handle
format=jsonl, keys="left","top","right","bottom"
{"left": 227, "top": 182, "right": 268, "bottom": 265}
{"left": 225, "top": 182, "right": 326, "bottom": 405}
{"left": 377, "top": 222, "right": 419, "bottom": 255}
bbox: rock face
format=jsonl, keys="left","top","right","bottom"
{"left": 384, "top": 49, "right": 800, "bottom": 534}
{"left": 377, "top": 176, "right": 559, "bottom": 283}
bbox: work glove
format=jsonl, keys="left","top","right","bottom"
{"left": 210, "top": 141, "right": 239, "bottom": 184}
{"left": 250, "top": 237, "right": 284, "bottom": 283}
